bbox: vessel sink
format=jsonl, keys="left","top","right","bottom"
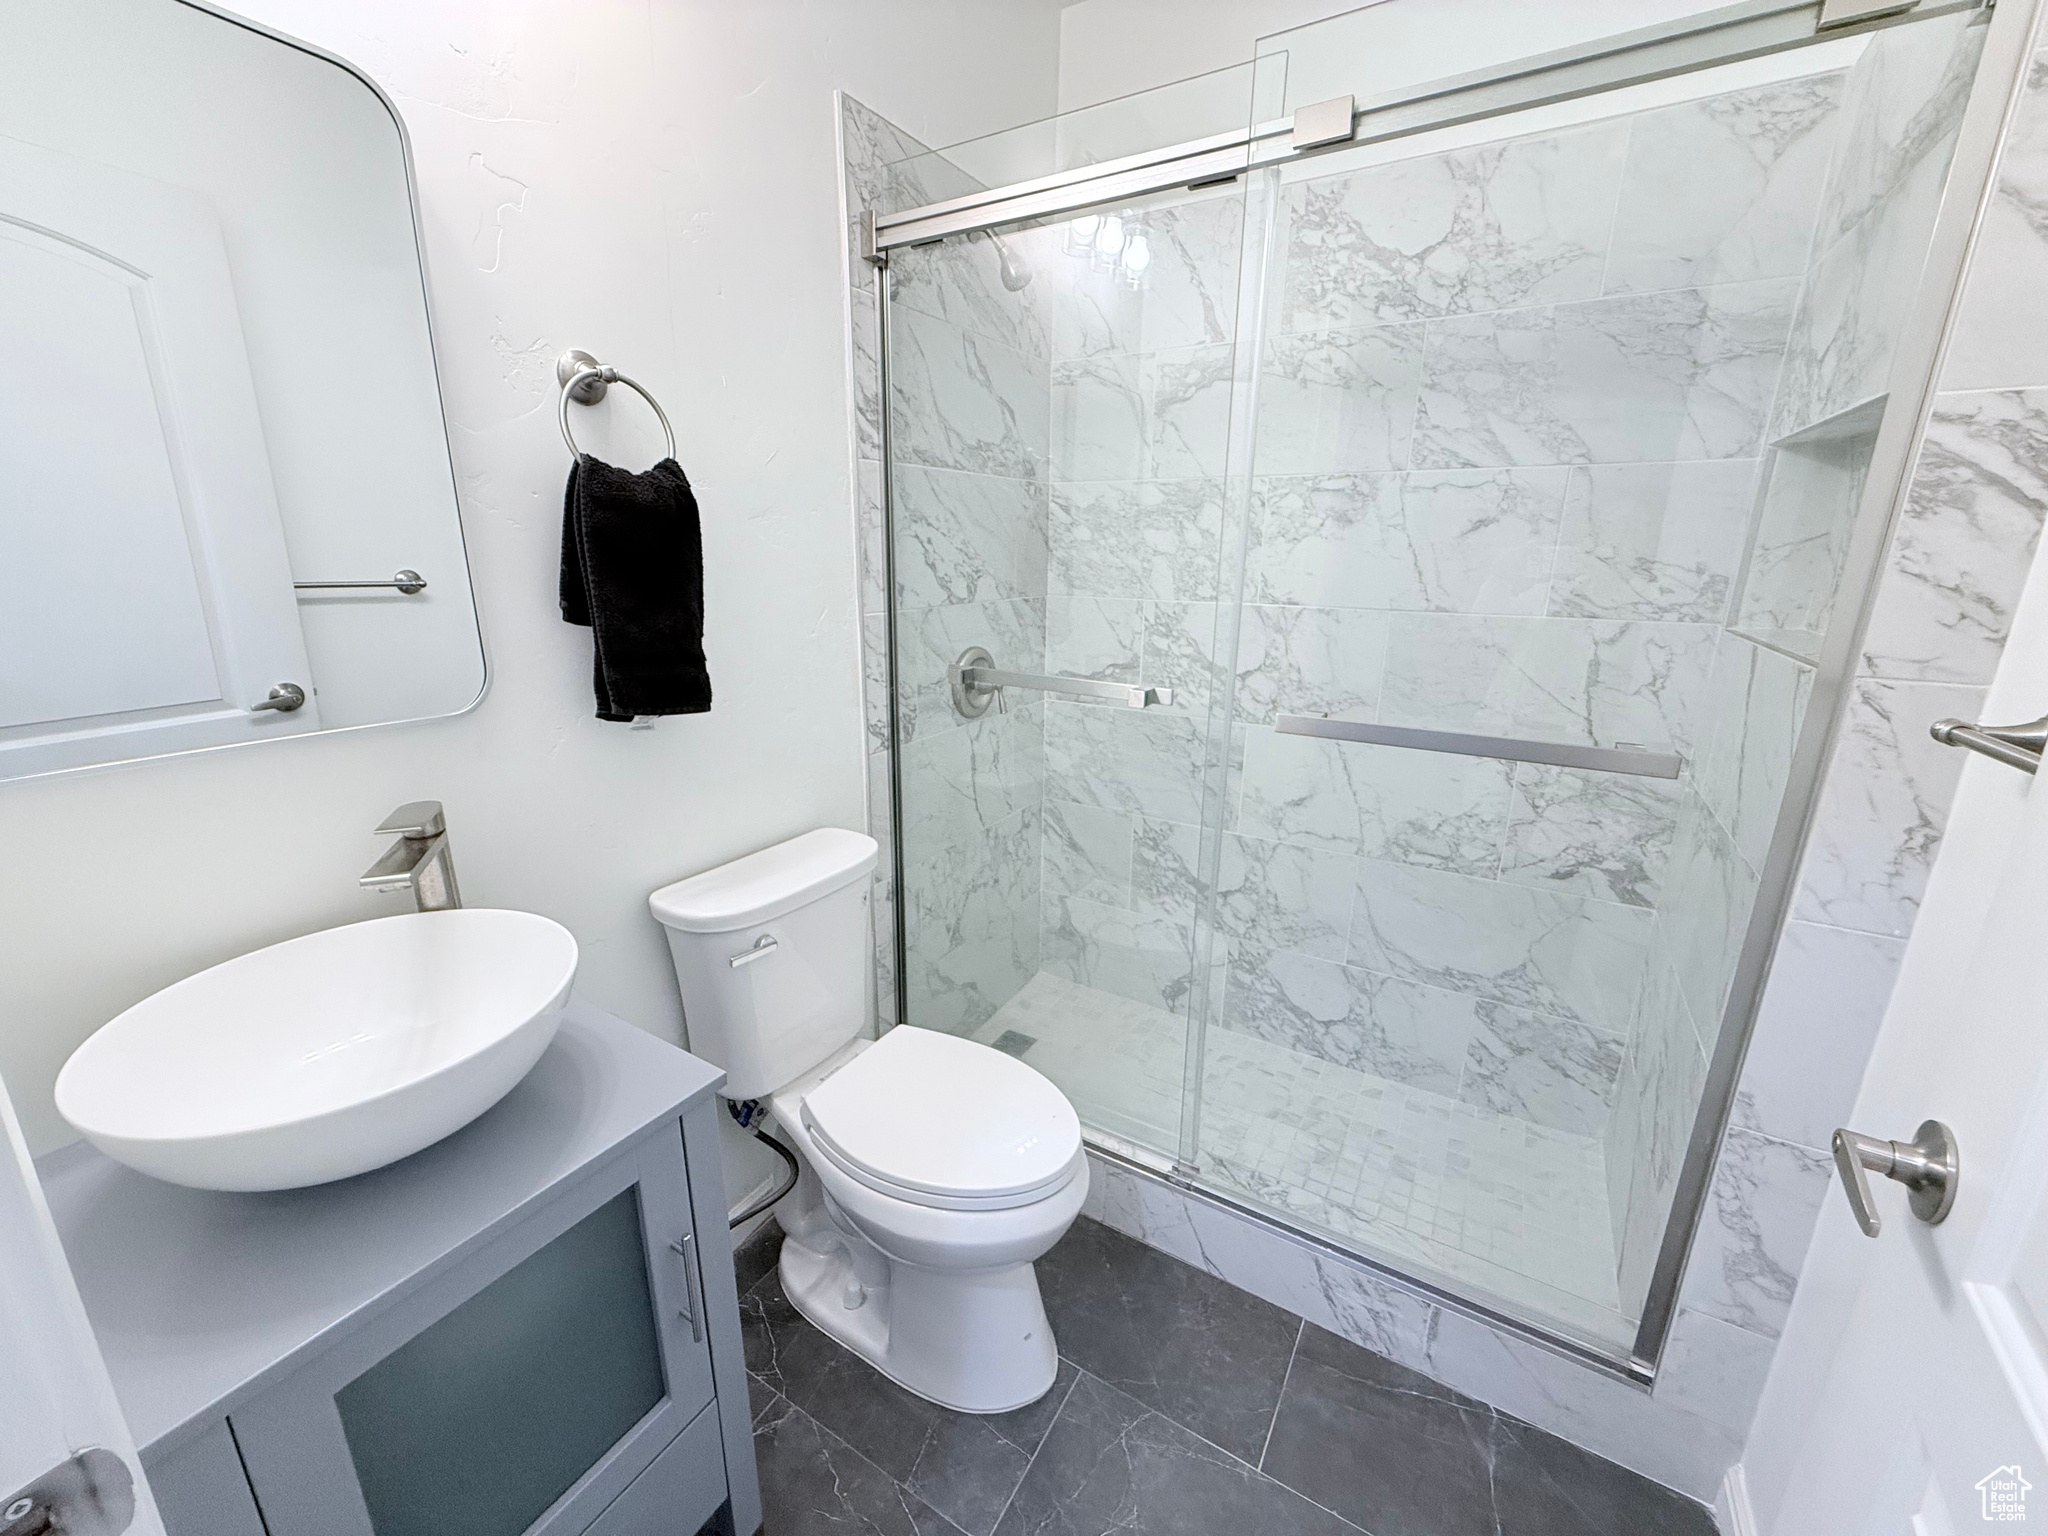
{"left": 56, "top": 909, "right": 578, "bottom": 1192}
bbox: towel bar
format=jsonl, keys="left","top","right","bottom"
{"left": 294, "top": 570, "right": 427, "bottom": 595}
{"left": 1930, "top": 713, "right": 2047, "bottom": 774}
{"left": 557, "top": 348, "right": 676, "bottom": 462}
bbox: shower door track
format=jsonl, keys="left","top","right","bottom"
{"left": 873, "top": 0, "right": 2036, "bottom": 1385}
{"left": 869, "top": 0, "right": 1987, "bottom": 253}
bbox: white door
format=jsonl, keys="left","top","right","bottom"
{"left": 1752, "top": 548, "right": 2048, "bottom": 1529}
{"left": 0, "top": 1073, "right": 162, "bottom": 1534}
{"left": 0, "top": 134, "right": 317, "bottom": 779}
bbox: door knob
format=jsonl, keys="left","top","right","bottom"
{"left": 251, "top": 681, "right": 307, "bottom": 714}
{"left": 1831, "top": 1120, "right": 1958, "bottom": 1237}
{"left": 0, "top": 1449, "right": 135, "bottom": 1536}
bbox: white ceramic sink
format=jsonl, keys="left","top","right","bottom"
{"left": 56, "top": 909, "right": 578, "bottom": 1192}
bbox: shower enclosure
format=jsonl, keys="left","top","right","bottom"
{"left": 868, "top": 0, "right": 1988, "bottom": 1371}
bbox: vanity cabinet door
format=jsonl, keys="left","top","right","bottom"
{"left": 145, "top": 1420, "right": 267, "bottom": 1536}
{"left": 229, "top": 1129, "right": 717, "bottom": 1536}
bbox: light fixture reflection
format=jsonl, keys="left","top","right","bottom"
{"left": 1122, "top": 232, "right": 1151, "bottom": 287}
{"left": 1092, "top": 214, "right": 1126, "bottom": 270}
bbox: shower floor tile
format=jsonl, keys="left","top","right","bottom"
{"left": 973, "top": 971, "right": 1630, "bottom": 1346}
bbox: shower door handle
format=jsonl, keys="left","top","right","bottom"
{"left": 967, "top": 665, "right": 1173, "bottom": 708}
{"left": 951, "top": 647, "right": 1171, "bottom": 717}
{"left": 1274, "top": 716, "right": 1682, "bottom": 779}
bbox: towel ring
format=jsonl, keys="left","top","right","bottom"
{"left": 556, "top": 348, "right": 677, "bottom": 462}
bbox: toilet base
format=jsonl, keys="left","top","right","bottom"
{"left": 779, "top": 1225, "right": 1059, "bottom": 1415}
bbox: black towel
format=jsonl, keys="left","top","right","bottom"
{"left": 560, "top": 456, "right": 712, "bottom": 721}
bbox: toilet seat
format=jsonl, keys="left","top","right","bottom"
{"left": 799, "top": 1026, "right": 1082, "bottom": 1212}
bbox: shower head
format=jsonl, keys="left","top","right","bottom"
{"left": 985, "top": 229, "right": 1033, "bottom": 291}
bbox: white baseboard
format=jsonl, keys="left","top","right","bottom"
{"left": 1717, "top": 1463, "right": 1758, "bottom": 1536}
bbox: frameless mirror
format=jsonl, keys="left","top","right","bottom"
{"left": 0, "top": 0, "right": 485, "bottom": 782}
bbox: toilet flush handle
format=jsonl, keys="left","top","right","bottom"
{"left": 730, "top": 935, "right": 778, "bottom": 968}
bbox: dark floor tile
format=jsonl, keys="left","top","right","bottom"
{"left": 767, "top": 1298, "right": 939, "bottom": 1481}
{"left": 993, "top": 1371, "right": 1356, "bottom": 1536}
{"left": 1490, "top": 1416, "right": 1718, "bottom": 1536}
{"left": 747, "top": 1370, "right": 778, "bottom": 1426}
{"left": 905, "top": 1409, "right": 1033, "bottom": 1536}
{"left": 984, "top": 1360, "right": 1079, "bottom": 1458}
{"left": 1261, "top": 1324, "right": 1494, "bottom": 1536}
{"left": 1262, "top": 1325, "right": 1718, "bottom": 1536}
{"left": 1035, "top": 1217, "right": 1302, "bottom": 1462}
{"left": 732, "top": 1218, "right": 784, "bottom": 1298}
{"left": 743, "top": 1272, "right": 1062, "bottom": 1536}
{"left": 752, "top": 1391, "right": 965, "bottom": 1536}
{"left": 738, "top": 1271, "right": 809, "bottom": 1396}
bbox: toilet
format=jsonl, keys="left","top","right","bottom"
{"left": 650, "top": 827, "right": 1088, "bottom": 1414}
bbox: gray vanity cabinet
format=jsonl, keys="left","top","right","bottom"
{"left": 229, "top": 1131, "right": 720, "bottom": 1536}
{"left": 39, "top": 1001, "right": 761, "bottom": 1536}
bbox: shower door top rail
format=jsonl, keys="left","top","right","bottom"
{"left": 1275, "top": 716, "right": 1683, "bottom": 780}
{"left": 867, "top": 0, "right": 1986, "bottom": 253}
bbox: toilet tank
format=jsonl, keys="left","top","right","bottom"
{"left": 649, "top": 828, "right": 879, "bottom": 1100}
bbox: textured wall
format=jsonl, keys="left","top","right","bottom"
{"left": 0, "top": 0, "right": 1064, "bottom": 1193}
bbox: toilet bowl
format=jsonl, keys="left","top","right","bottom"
{"left": 650, "top": 828, "right": 1087, "bottom": 1414}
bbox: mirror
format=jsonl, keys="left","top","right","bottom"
{"left": 0, "top": 0, "right": 485, "bottom": 782}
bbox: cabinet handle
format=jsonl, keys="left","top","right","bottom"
{"left": 670, "top": 1234, "right": 704, "bottom": 1342}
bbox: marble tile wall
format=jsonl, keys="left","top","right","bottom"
{"left": 1175, "top": 73, "right": 1846, "bottom": 1157}
{"left": 841, "top": 95, "right": 928, "bottom": 1029}
{"left": 890, "top": 265, "right": 1059, "bottom": 1031}
{"left": 1770, "top": 11, "right": 1986, "bottom": 439}
{"left": 843, "top": 96, "right": 1058, "bottom": 1035}
{"left": 1034, "top": 188, "right": 1245, "bottom": 1025}
{"left": 1600, "top": 617, "right": 1818, "bottom": 1314}
{"left": 1609, "top": 14, "right": 2001, "bottom": 1357}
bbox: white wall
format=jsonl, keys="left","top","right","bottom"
{"left": 0, "top": 0, "right": 1062, "bottom": 1198}
{"left": 1055, "top": 0, "right": 1748, "bottom": 116}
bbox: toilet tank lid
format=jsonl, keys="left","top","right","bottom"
{"left": 649, "top": 828, "right": 879, "bottom": 933}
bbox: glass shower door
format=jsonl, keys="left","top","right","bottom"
{"left": 883, "top": 164, "right": 1252, "bottom": 1159}
{"left": 877, "top": 0, "right": 1987, "bottom": 1367}
{"left": 1189, "top": 7, "right": 1984, "bottom": 1354}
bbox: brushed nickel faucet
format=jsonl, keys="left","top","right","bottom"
{"left": 360, "top": 801, "right": 462, "bottom": 912}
